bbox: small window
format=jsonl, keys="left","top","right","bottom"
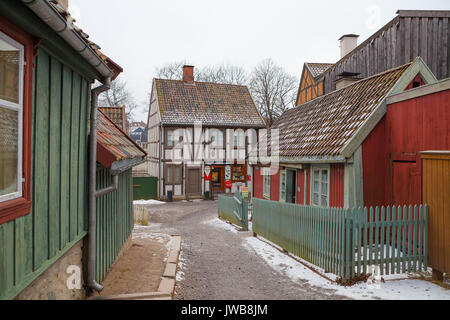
{"left": 233, "top": 130, "right": 245, "bottom": 148}
{"left": 0, "top": 31, "right": 24, "bottom": 203}
{"left": 166, "top": 165, "right": 182, "bottom": 185}
{"left": 262, "top": 167, "right": 271, "bottom": 200}
{"left": 209, "top": 129, "right": 224, "bottom": 148}
{"left": 166, "top": 129, "right": 182, "bottom": 148}
{"left": 279, "top": 170, "right": 287, "bottom": 202}
{"left": 311, "top": 166, "right": 330, "bottom": 207}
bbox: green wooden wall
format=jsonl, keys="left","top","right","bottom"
{"left": 133, "top": 177, "right": 158, "bottom": 200}
{"left": 0, "top": 48, "right": 90, "bottom": 300}
{"left": 96, "top": 167, "right": 134, "bottom": 283}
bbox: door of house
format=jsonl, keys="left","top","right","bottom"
{"left": 211, "top": 166, "right": 225, "bottom": 194}
{"left": 286, "top": 169, "right": 297, "bottom": 204}
{"left": 186, "top": 168, "right": 202, "bottom": 196}
{"left": 392, "top": 161, "right": 421, "bottom": 206}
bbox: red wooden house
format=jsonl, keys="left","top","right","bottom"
{"left": 249, "top": 57, "right": 449, "bottom": 209}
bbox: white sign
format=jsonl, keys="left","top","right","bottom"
{"left": 225, "top": 165, "right": 231, "bottom": 180}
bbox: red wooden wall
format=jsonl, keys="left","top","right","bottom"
{"left": 362, "top": 89, "right": 450, "bottom": 207}
{"left": 330, "top": 164, "right": 345, "bottom": 207}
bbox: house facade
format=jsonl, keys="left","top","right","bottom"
{"left": 250, "top": 58, "right": 449, "bottom": 209}
{"left": 147, "top": 66, "right": 266, "bottom": 200}
{"left": 296, "top": 10, "right": 450, "bottom": 105}
{"left": 0, "top": 0, "right": 143, "bottom": 300}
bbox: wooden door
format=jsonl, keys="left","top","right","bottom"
{"left": 186, "top": 168, "right": 201, "bottom": 196}
{"left": 392, "top": 161, "right": 421, "bottom": 206}
{"left": 211, "top": 166, "right": 224, "bottom": 194}
{"left": 286, "top": 170, "right": 296, "bottom": 204}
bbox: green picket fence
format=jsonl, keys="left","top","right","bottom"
{"left": 252, "top": 199, "right": 428, "bottom": 280}
{"left": 218, "top": 192, "right": 249, "bottom": 230}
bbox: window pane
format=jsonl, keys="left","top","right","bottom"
{"left": 313, "top": 193, "right": 319, "bottom": 205}
{"left": 321, "top": 170, "right": 328, "bottom": 182}
{"left": 167, "top": 167, "right": 173, "bottom": 183}
{"left": 321, "top": 195, "right": 328, "bottom": 207}
{"left": 0, "top": 38, "right": 20, "bottom": 104}
{"left": 0, "top": 106, "right": 18, "bottom": 197}
{"left": 167, "top": 130, "right": 173, "bottom": 147}
{"left": 313, "top": 179, "right": 319, "bottom": 193}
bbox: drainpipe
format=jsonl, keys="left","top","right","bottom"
{"left": 88, "top": 77, "right": 111, "bottom": 293}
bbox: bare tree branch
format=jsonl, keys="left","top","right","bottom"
{"left": 249, "top": 59, "right": 297, "bottom": 127}
{"left": 99, "top": 77, "right": 138, "bottom": 123}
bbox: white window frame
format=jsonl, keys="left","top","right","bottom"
{"left": 233, "top": 129, "right": 245, "bottom": 148}
{"left": 262, "top": 167, "right": 271, "bottom": 200}
{"left": 209, "top": 129, "right": 224, "bottom": 148}
{"left": 310, "top": 165, "right": 330, "bottom": 208}
{"left": 0, "top": 31, "right": 24, "bottom": 203}
{"left": 279, "top": 170, "right": 287, "bottom": 202}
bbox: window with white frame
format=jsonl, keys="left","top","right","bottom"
{"left": 279, "top": 170, "right": 287, "bottom": 202}
{"left": 311, "top": 166, "right": 330, "bottom": 207}
{"left": 233, "top": 129, "right": 245, "bottom": 148}
{"left": 0, "top": 31, "right": 24, "bottom": 203}
{"left": 209, "top": 129, "right": 224, "bottom": 148}
{"left": 262, "top": 167, "right": 271, "bottom": 199}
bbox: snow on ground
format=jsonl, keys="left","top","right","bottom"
{"left": 176, "top": 249, "right": 187, "bottom": 282}
{"left": 133, "top": 199, "right": 166, "bottom": 206}
{"left": 203, "top": 217, "right": 239, "bottom": 234}
{"left": 243, "top": 236, "right": 450, "bottom": 300}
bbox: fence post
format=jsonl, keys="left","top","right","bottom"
{"left": 424, "top": 205, "right": 428, "bottom": 269}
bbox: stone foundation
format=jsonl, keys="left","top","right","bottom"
{"left": 15, "top": 239, "right": 85, "bottom": 300}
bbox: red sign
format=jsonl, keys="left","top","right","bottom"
{"left": 204, "top": 166, "right": 212, "bottom": 181}
{"left": 247, "top": 175, "right": 252, "bottom": 181}
{"left": 225, "top": 181, "right": 232, "bottom": 189}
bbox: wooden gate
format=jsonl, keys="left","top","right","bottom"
{"left": 422, "top": 151, "right": 450, "bottom": 278}
{"left": 218, "top": 191, "right": 249, "bottom": 230}
{"left": 186, "top": 168, "right": 202, "bottom": 196}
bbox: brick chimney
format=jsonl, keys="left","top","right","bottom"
{"left": 339, "top": 34, "right": 359, "bottom": 58}
{"left": 58, "top": 0, "right": 69, "bottom": 10}
{"left": 183, "top": 65, "right": 195, "bottom": 84}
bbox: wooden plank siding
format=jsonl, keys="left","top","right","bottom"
{"left": 0, "top": 49, "right": 90, "bottom": 300}
{"left": 95, "top": 167, "right": 134, "bottom": 283}
{"left": 422, "top": 153, "right": 450, "bottom": 274}
{"left": 323, "top": 16, "right": 450, "bottom": 94}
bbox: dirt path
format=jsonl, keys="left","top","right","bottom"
{"left": 139, "top": 200, "right": 348, "bottom": 300}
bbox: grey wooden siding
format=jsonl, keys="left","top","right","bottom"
{"left": 0, "top": 48, "right": 91, "bottom": 300}
{"left": 324, "top": 15, "right": 450, "bottom": 93}
{"left": 95, "top": 167, "right": 133, "bottom": 283}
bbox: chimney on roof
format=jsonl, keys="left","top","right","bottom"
{"left": 183, "top": 65, "right": 195, "bottom": 84}
{"left": 339, "top": 34, "right": 359, "bottom": 58}
{"left": 58, "top": 0, "right": 69, "bottom": 10}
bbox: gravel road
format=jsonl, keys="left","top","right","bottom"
{"left": 141, "top": 200, "right": 347, "bottom": 300}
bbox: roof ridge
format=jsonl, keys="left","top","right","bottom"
{"left": 154, "top": 78, "right": 249, "bottom": 88}
{"left": 293, "top": 61, "right": 413, "bottom": 109}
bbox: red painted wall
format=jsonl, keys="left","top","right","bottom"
{"left": 270, "top": 170, "right": 281, "bottom": 201}
{"left": 253, "top": 166, "right": 264, "bottom": 199}
{"left": 362, "top": 89, "right": 450, "bottom": 207}
{"left": 297, "top": 169, "right": 305, "bottom": 205}
{"left": 330, "top": 164, "right": 345, "bottom": 207}
{"left": 362, "top": 117, "right": 388, "bottom": 206}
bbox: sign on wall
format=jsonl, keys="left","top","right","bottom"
{"left": 225, "top": 165, "right": 231, "bottom": 180}
{"left": 204, "top": 166, "right": 211, "bottom": 180}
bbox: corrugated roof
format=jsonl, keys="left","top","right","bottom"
{"left": 268, "top": 63, "right": 412, "bottom": 158}
{"left": 155, "top": 79, "right": 266, "bottom": 128}
{"left": 306, "top": 63, "right": 334, "bottom": 80}
{"left": 97, "top": 110, "right": 146, "bottom": 162}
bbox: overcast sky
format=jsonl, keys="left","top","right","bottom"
{"left": 69, "top": 0, "right": 450, "bottom": 122}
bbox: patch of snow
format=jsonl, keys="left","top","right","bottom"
{"left": 133, "top": 199, "right": 166, "bottom": 206}
{"left": 203, "top": 218, "right": 239, "bottom": 234}
{"left": 243, "top": 236, "right": 450, "bottom": 300}
{"left": 176, "top": 250, "right": 186, "bottom": 282}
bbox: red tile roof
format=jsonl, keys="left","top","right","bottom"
{"left": 99, "top": 106, "right": 127, "bottom": 132}
{"left": 155, "top": 79, "right": 266, "bottom": 128}
{"left": 96, "top": 110, "right": 146, "bottom": 166}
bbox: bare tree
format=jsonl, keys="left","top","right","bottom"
{"left": 154, "top": 61, "right": 186, "bottom": 80}
{"left": 155, "top": 61, "right": 247, "bottom": 85}
{"left": 196, "top": 64, "right": 248, "bottom": 85}
{"left": 249, "top": 59, "right": 298, "bottom": 127}
{"left": 99, "top": 77, "right": 138, "bottom": 123}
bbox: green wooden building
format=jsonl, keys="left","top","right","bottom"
{"left": 0, "top": 0, "right": 145, "bottom": 300}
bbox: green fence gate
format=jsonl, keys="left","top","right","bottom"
{"left": 218, "top": 192, "right": 249, "bottom": 230}
{"left": 252, "top": 199, "right": 428, "bottom": 280}
{"left": 133, "top": 176, "right": 158, "bottom": 201}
